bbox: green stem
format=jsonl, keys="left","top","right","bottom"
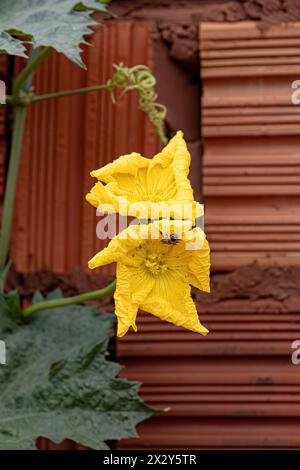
{"left": 12, "top": 47, "right": 52, "bottom": 97}
{"left": 4, "top": 95, "right": 13, "bottom": 104}
{"left": 0, "top": 47, "right": 51, "bottom": 273}
{"left": 0, "top": 259, "right": 12, "bottom": 293}
{"left": 22, "top": 279, "right": 116, "bottom": 317}
{"left": 0, "top": 105, "right": 27, "bottom": 272}
{"left": 31, "top": 83, "right": 112, "bottom": 103}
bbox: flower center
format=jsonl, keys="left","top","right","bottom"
{"left": 144, "top": 253, "right": 168, "bottom": 275}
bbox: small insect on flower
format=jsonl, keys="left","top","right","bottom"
{"left": 161, "top": 232, "right": 180, "bottom": 245}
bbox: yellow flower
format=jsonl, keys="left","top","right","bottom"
{"left": 88, "top": 220, "right": 210, "bottom": 337}
{"left": 86, "top": 131, "right": 203, "bottom": 221}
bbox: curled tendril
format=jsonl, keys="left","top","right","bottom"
{"left": 107, "top": 64, "right": 168, "bottom": 144}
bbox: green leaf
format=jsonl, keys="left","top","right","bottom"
{"left": 75, "top": 1, "right": 109, "bottom": 11}
{"left": 0, "top": 32, "right": 27, "bottom": 58}
{"left": 0, "top": 291, "right": 157, "bottom": 449}
{"left": 0, "top": 290, "right": 22, "bottom": 327}
{"left": 0, "top": 0, "right": 110, "bottom": 67}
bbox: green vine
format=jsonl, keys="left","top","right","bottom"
{"left": 22, "top": 280, "right": 116, "bottom": 317}
{"left": 108, "top": 64, "right": 168, "bottom": 144}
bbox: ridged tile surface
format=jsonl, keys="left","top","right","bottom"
{"left": 200, "top": 21, "right": 300, "bottom": 270}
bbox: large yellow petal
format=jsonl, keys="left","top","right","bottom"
{"left": 115, "top": 264, "right": 154, "bottom": 337}
{"left": 150, "top": 131, "right": 194, "bottom": 203}
{"left": 88, "top": 228, "right": 142, "bottom": 269}
{"left": 86, "top": 180, "right": 137, "bottom": 215}
{"left": 88, "top": 223, "right": 160, "bottom": 269}
{"left": 187, "top": 230, "right": 211, "bottom": 293}
{"left": 172, "top": 135, "right": 194, "bottom": 203}
{"left": 151, "top": 130, "right": 188, "bottom": 168}
{"left": 86, "top": 181, "right": 119, "bottom": 210}
{"left": 141, "top": 270, "right": 208, "bottom": 335}
{"left": 90, "top": 152, "right": 149, "bottom": 183}
{"left": 114, "top": 264, "right": 138, "bottom": 337}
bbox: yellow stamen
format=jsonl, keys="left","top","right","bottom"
{"left": 144, "top": 253, "right": 168, "bottom": 275}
